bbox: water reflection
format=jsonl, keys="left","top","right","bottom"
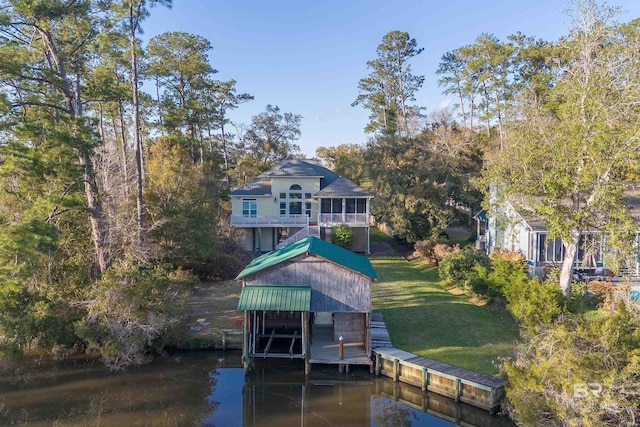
{"left": 242, "top": 361, "right": 512, "bottom": 427}
{"left": 0, "top": 352, "right": 512, "bottom": 426}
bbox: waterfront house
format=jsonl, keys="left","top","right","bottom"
{"left": 475, "top": 195, "right": 640, "bottom": 278}
{"left": 236, "top": 236, "right": 378, "bottom": 373}
{"left": 229, "top": 159, "right": 373, "bottom": 253}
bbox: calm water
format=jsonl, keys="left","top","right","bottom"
{"left": 0, "top": 351, "right": 513, "bottom": 426}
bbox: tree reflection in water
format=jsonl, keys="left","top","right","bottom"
{"left": 372, "top": 395, "right": 418, "bottom": 427}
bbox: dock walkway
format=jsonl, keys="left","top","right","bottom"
{"left": 370, "top": 314, "right": 506, "bottom": 413}
{"left": 309, "top": 325, "right": 371, "bottom": 372}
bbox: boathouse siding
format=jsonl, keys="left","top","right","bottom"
{"left": 236, "top": 236, "right": 377, "bottom": 373}
{"left": 242, "top": 255, "right": 371, "bottom": 313}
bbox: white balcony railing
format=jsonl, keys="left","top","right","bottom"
{"left": 230, "top": 214, "right": 309, "bottom": 227}
{"left": 318, "top": 213, "right": 370, "bottom": 225}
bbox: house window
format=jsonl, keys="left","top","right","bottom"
{"left": 321, "top": 199, "right": 332, "bottom": 213}
{"left": 242, "top": 199, "right": 257, "bottom": 217}
{"left": 344, "top": 199, "right": 366, "bottom": 214}
{"left": 290, "top": 201, "right": 302, "bottom": 215}
{"left": 539, "top": 234, "right": 564, "bottom": 262}
{"left": 346, "top": 198, "right": 356, "bottom": 213}
{"left": 332, "top": 199, "right": 343, "bottom": 213}
{"left": 578, "top": 233, "right": 602, "bottom": 268}
{"left": 279, "top": 184, "right": 312, "bottom": 217}
{"left": 289, "top": 184, "right": 302, "bottom": 215}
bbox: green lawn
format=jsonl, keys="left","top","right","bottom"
{"left": 371, "top": 256, "right": 519, "bottom": 375}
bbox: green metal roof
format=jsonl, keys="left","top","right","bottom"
{"left": 236, "top": 236, "right": 378, "bottom": 281}
{"left": 237, "top": 286, "right": 311, "bottom": 311}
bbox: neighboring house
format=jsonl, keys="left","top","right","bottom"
{"left": 236, "top": 236, "right": 378, "bottom": 374}
{"left": 475, "top": 196, "right": 640, "bottom": 278}
{"left": 229, "top": 159, "right": 373, "bottom": 253}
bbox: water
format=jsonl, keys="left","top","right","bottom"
{"left": 0, "top": 351, "right": 513, "bottom": 426}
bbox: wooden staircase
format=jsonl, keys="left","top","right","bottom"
{"left": 276, "top": 225, "right": 320, "bottom": 248}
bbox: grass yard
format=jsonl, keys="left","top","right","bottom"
{"left": 371, "top": 256, "right": 519, "bottom": 375}
{"left": 178, "top": 279, "right": 243, "bottom": 347}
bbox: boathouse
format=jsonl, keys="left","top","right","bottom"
{"left": 236, "top": 236, "right": 378, "bottom": 373}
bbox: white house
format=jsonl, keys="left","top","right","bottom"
{"left": 475, "top": 195, "right": 640, "bottom": 278}
{"left": 230, "top": 159, "right": 373, "bottom": 253}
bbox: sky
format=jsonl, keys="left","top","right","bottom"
{"left": 141, "top": 0, "right": 640, "bottom": 157}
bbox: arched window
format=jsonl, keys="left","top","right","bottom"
{"left": 288, "top": 184, "right": 302, "bottom": 215}
{"left": 279, "top": 184, "right": 312, "bottom": 217}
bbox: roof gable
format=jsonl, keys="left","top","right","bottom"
{"left": 314, "top": 176, "right": 372, "bottom": 198}
{"left": 236, "top": 236, "right": 378, "bottom": 281}
{"left": 230, "top": 159, "right": 341, "bottom": 197}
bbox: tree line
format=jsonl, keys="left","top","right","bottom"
{"left": 323, "top": 2, "right": 640, "bottom": 424}
{"left": 323, "top": 1, "right": 640, "bottom": 297}
{"left": 0, "top": 0, "right": 303, "bottom": 368}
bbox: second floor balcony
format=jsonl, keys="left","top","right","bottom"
{"left": 230, "top": 214, "right": 310, "bottom": 227}
{"left": 318, "top": 212, "right": 370, "bottom": 226}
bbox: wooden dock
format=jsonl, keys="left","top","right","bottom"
{"left": 309, "top": 325, "right": 372, "bottom": 372}
{"left": 371, "top": 312, "right": 392, "bottom": 348}
{"left": 370, "top": 314, "right": 506, "bottom": 413}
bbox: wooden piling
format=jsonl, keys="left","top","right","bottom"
{"left": 374, "top": 347, "right": 506, "bottom": 413}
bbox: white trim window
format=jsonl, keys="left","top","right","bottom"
{"left": 279, "top": 184, "right": 311, "bottom": 217}
{"left": 538, "top": 233, "right": 564, "bottom": 263}
{"left": 242, "top": 199, "right": 257, "bottom": 218}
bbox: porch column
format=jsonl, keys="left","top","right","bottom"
{"left": 367, "top": 227, "right": 370, "bottom": 255}
{"left": 342, "top": 198, "right": 346, "bottom": 223}
{"left": 366, "top": 198, "right": 370, "bottom": 224}
{"left": 257, "top": 227, "right": 262, "bottom": 252}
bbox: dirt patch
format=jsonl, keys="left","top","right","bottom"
{"left": 443, "top": 284, "right": 466, "bottom": 296}
{"left": 178, "top": 280, "right": 242, "bottom": 345}
{"left": 442, "top": 283, "right": 488, "bottom": 306}
{"left": 369, "top": 241, "right": 402, "bottom": 256}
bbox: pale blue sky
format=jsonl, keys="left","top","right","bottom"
{"left": 141, "top": 0, "right": 640, "bottom": 156}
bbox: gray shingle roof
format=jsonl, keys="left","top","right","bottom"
{"left": 230, "top": 159, "right": 340, "bottom": 196}
{"left": 229, "top": 176, "right": 272, "bottom": 196}
{"left": 314, "top": 176, "right": 372, "bottom": 198}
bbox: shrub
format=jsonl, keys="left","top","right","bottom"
{"left": 331, "top": 224, "right": 354, "bottom": 248}
{"left": 468, "top": 264, "right": 492, "bottom": 296}
{"left": 76, "top": 262, "right": 196, "bottom": 370}
{"left": 433, "top": 243, "right": 458, "bottom": 264}
{"left": 414, "top": 240, "right": 459, "bottom": 264}
{"left": 503, "top": 277, "right": 564, "bottom": 325}
{"left": 413, "top": 239, "right": 433, "bottom": 259}
{"left": 179, "top": 336, "right": 215, "bottom": 350}
{"left": 503, "top": 304, "right": 640, "bottom": 426}
{"left": 438, "top": 248, "right": 491, "bottom": 291}
{"left": 487, "top": 250, "right": 529, "bottom": 297}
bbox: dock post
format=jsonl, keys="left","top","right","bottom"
{"left": 421, "top": 368, "right": 427, "bottom": 391}
{"left": 338, "top": 336, "right": 344, "bottom": 360}
{"left": 222, "top": 331, "right": 226, "bottom": 351}
{"left": 455, "top": 379, "right": 461, "bottom": 402}
{"left": 375, "top": 353, "right": 381, "bottom": 376}
{"left": 242, "top": 311, "right": 250, "bottom": 375}
{"left": 394, "top": 358, "right": 400, "bottom": 382}
{"left": 304, "top": 311, "right": 310, "bottom": 375}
